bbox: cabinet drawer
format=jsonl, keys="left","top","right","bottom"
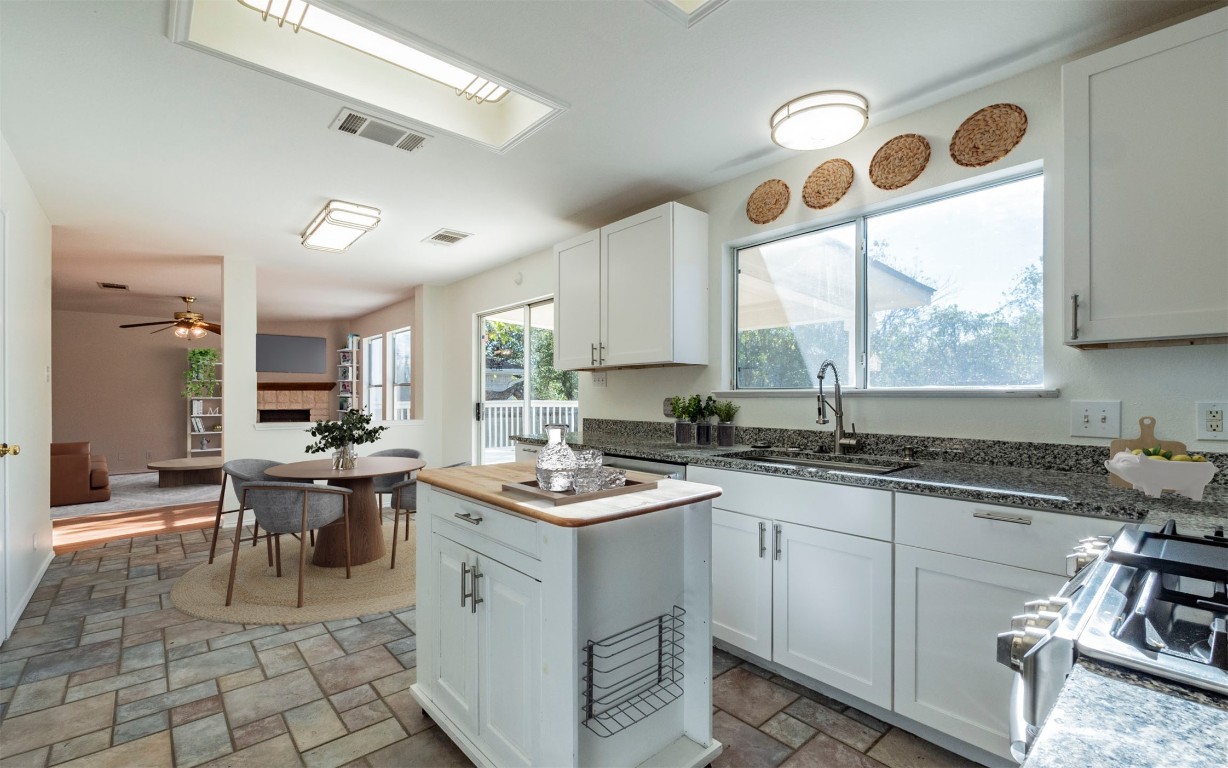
{"left": 894, "top": 494, "right": 1122, "bottom": 575}
{"left": 427, "top": 487, "right": 541, "bottom": 560}
{"left": 688, "top": 466, "right": 892, "bottom": 541}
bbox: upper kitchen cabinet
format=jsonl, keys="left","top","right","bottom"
{"left": 554, "top": 202, "right": 708, "bottom": 370}
{"left": 1064, "top": 8, "right": 1228, "bottom": 348}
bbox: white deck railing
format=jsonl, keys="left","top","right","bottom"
{"left": 482, "top": 400, "right": 579, "bottom": 451}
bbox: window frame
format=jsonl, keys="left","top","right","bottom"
{"left": 363, "top": 333, "right": 384, "bottom": 419}
{"left": 730, "top": 166, "right": 1055, "bottom": 397}
{"left": 390, "top": 325, "right": 412, "bottom": 421}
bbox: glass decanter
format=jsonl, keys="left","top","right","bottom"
{"left": 535, "top": 423, "right": 577, "bottom": 492}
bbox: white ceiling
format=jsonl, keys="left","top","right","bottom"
{"left": 1, "top": 0, "right": 1211, "bottom": 323}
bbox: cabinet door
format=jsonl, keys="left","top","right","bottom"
{"left": 554, "top": 230, "right": 602, "bottom": 370}
{"left": 773, "top": 523, "right": 893, "bottom": 709}
{"left": 1064, "top": 9, "right": 1228, "bottom": 344}
{"left": 476, "top": 555, "right": 541, "bottom": 768}
{"left": 711, "top": 508, "right": 772, "bottom": 659}
{"left": 894, "top": 545, "right": 1064, "bottom": 759}
{"left": 602, "top": 204, "right": 674, "bottom": 367}
{"left": 431, "top": 536, "right": 479, "bottom": 733}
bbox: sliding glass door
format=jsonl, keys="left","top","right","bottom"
{"left": 478, "top": 299, "right": 579, "bottom": 464}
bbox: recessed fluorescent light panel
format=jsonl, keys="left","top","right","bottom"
{"left": 301, "top": 200, "right": 380, "bottom": 252}
{"left": 647, "top": 0, "right": 729, "bottom": 27}
{"left": 168, "top": 0, "right": 564, "bottom": 152}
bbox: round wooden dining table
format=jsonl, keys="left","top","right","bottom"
{"left": 266, "top": 456, "right": 425, "bottom": 567}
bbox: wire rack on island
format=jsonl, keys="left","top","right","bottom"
{"left": 581, "top": 606, "right": 685, "bottom": 738}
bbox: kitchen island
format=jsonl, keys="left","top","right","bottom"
{"left": 411, "top": 462, "right": 723, "bottom": 768}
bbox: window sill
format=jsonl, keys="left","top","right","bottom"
{"left": 714, "top": 387, "right": 1060, "bottom": 399}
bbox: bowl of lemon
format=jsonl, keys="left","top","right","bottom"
{"left": 1106, "top": 447, "right": 1217, "bottom": 500}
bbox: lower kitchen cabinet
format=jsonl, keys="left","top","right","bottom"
{"left": 430, "top": 534, "right": 541, "bottom": 768}
{"left": 893, "top": 544, "right": 1064, "bottom": 758}
{"left": 711, "top": 508, "right": 772, "bottom": 659}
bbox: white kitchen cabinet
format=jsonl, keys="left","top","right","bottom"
{"left": 692, "top": 466, "right": 894, "bottom": 709}
{"left": 553, "top": 201, "right": 708, "bottom": 370}
{"left": 894, "top": 545, "right": 1064, "bottom": 759}
{"left": 1064, "top": 8, "right": 1228, "bottom": 346}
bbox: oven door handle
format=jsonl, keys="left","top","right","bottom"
{"left": 1008, "top": 673, "right": 1032, "bottom": 764}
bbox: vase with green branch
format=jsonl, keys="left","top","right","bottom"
{"left": 305, "top": 409, "right": 388, "bottom": 470}
{"left": 712, "top": 400, "right": 740, "bottom": 447}
{"left": 669, "top": 395, "right": 693, "bottom": 444}
{"left": 182, "top": 348, "right": 220, "bottom": 398}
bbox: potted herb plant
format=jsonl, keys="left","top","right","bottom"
{"left": 712, "top": 400, "right": 740, "bottom": 447}
{"left": 669, "top": 396, "right": 693, "bottom": 444}
{"left": 182, "top": 348, "right": 220, "bottom": 398}
{"left": 695, "top": 396, "right": 717, "bottom": 446}
{"left": 306, "top": 409, "right": 388, "bottom": 470}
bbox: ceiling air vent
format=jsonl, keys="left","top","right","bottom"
{"left": 424, "top": 229, "right": 472, "bottom": 246}
{"left": 96, "top": 282, "right": 129, "bottom": 291}
{"left": 329, "top": 108, "right": 430, "bottom": 153}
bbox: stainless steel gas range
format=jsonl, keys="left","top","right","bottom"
{"left": 997, "top": 519, "right": 1228, "bottom": 763}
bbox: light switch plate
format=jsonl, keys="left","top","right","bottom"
{"left": 591, "top": 371, "right": 607, "bottom": 388}
{"left": 1070, "top": 400, "right": 1121, "bottom": 438}
{"left": 1196, "top": 401, "right": 1228, "bottom": 440}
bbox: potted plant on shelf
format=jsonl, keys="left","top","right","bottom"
{"left": 712, "top": 400, "right": 740, "bottom": 447}
{"left": 695, "top": 396, "right": 717, "bottom": 446}
{"left": 669, "top": 396, "right": 692, "bottom": 444}
{"left": 306, "top": 409, "right": 388, "bottom": 470}
{"left": 182, "top": 348, "right": 220, "bottom": 398}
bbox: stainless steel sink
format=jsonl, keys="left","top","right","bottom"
{"left": 720, "top": 451, "right": 918, "bottom": 475}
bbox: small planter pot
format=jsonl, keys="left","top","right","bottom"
{"left": 695, "top": 422, "right": 712, "bottom": 446}
{"left": 674, "top": 420, "right": 694, "bottom": 444}
{"left": 717, "top": 422, "right": 736, "bottom": 447}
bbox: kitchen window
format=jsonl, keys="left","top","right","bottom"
{"left": 364, "top": 334, "right": 384, "bottom": 417}
{"left": 735, "top": 172, "right": 1044, "bottom": 391}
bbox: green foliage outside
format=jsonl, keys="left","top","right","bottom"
{"left": 483, "top": 322, "right": 579, "bottom": 401}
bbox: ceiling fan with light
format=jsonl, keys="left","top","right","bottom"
{"left": 119, "top": 296, "right": 221, "bottom": 339}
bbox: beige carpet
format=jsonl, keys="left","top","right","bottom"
{"left": 171, "top": 520, "right": 415, "bottom": 624}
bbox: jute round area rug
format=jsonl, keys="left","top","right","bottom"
{"left": 171, "top": 521, "right": 415, "bottom": 624}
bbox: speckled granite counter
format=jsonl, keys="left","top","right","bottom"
{"left": 1023, "top": 659, "right": 1228, "bottom": 768}
{"left": 511, "top": 436, "right": 1228, "bottom": 533}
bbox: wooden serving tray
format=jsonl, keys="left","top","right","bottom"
{"left": 501, "top": 478, "right": 659, "bottom": 506}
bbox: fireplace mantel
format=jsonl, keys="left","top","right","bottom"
{"left": 256, "top": 382, "right": 336, "bottom": 391}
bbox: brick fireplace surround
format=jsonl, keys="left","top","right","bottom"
{"left": 255, "top": 382, "right": 335, "bottom": 422}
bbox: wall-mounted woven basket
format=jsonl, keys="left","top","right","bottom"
{"left": 869, "top": 134, "right": 930, "bottom": 190}
{"left": 746, "top": 179, "right": 790, "bottom": 224}
{"left": 949, "top": 103, "right": 1028, "bottom": 167}
{"left": 803, "top": 159, "right": 854, "bottom": 210}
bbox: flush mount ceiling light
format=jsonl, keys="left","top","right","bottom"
{"left": 770, "top": 91, "right": 869, "bottom": 151}
{"left": 301, "top": 200, "right": 381, "bottom": 252}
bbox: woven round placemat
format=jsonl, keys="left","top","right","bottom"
{"left": 869, "top": 134, "right": 931, "bottom": 190}
{"left": 802, "top": 159, "right": 855, "bottom": 210}
{"left": 747, "top": 179, "right": 790, "bottom": 224}
{"left": 950, "top": 103, "right": 1028, "bottom": 167}
{"left": 171, "top": 520, "right": 415, "bottom": 624}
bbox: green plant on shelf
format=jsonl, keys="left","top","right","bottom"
{"left": 182, "top": 348, "right": 220, "bottom": 398}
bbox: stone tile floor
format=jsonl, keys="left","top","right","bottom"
{"left": 0, "top": 525, "right": 979, "bottom": 768}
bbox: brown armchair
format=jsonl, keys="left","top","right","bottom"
{"left": 50, "top": 442, "right": 111, "bottom": 506}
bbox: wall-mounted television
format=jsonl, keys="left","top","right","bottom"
{"left": 256, "top": 334, "right": 327, "bottom": 373}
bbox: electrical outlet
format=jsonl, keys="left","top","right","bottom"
{"left": 1070, "top": 400, "right": 1121, "bottom": 438}
{"left": 1196, "top": 401, "right": 1228, "bottom": 440}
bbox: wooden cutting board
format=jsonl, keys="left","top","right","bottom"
{"left": 1107, "top": 416, "right": 1187, "bottom": 488}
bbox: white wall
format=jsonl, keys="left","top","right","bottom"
{"left": 439, "top": 51, "right": 1228, "bottom": 456}
{"left": 2, "top": 133, "right": 54, "bottom": 638}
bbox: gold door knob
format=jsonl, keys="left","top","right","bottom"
{"left": 0, "top": 443, "right": 20, "bottom": 457}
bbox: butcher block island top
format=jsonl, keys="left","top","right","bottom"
{"left": 416, "top": 461, "right": 721, "bottom": 527}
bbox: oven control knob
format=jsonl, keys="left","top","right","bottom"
{"left": 1011, "top": 611, "right": 1059, "bottom": 631}
{"left": 1066, "top": 549, "right": 1100, "bottom": 576}
{"left": 1007, "top": 626, "right": 1048, "bottom": 669}
{"left": 1026, "top": 597, "right": 1069, "bottom": 614}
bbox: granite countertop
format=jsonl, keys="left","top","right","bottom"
{"left": 1023, "top": 659, "right": 1228, "bottom": 768}
{"left": 511, "top": 435, "right": 1228, "bottom": 534}
{"left": 417, "top": 463, "right": 720, "bottom": 527}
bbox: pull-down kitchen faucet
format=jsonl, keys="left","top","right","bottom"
{"left": 816, "top": 360, "right": 859, "bottom": 455}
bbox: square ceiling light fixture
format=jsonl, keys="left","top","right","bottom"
{"left": 301, "top": 200, "right": 380, "bottom": 252}
{"left": 647, "top": 0, "right": 730, "bottom": 27}
{"left": 168, "top": 0, "right": 565, "bottom": 152}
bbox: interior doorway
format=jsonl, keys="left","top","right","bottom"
{"left": 477, "top": 299, "right": 579, "bottom": 464}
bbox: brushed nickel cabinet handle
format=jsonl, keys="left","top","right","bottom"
{"left": 774, "top": 523, "right": 782, "bottom": 561}
{"left": 599, "top": 343, "right": 606, "bottom": 364}
{"left": 454, "top": 511, "right": 482, "bottom": 525}
{"left": 1070, "top": 294, "right": 1079, "bottom": 341}
{"left": 471, "top": 562, "right": 484, "bottom": 614}
{"left": 973, "top": 510, "right": 1033, "bottom": 526}
{"left": 591, "top": 343, "right": 597, "bottom": 366}
{"left": 758, "top": 521, "right": 767, "bottom": 559}
{"left": 461, "top": 561, "right": 470, "bottom": 607}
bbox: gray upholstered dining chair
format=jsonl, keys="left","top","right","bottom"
{"left": 210, "top": 459, "right": 285, "bottom": 565}
{"left": 225, "top": 481, "right": 352, "bottom": 609}
{"left": 389, "top": 461, "right": 469, "bottom": 569}
{"left": 367, "top": 448, "right": 422, "bottom": 513}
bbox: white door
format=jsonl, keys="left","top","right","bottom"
{"left": 894, "top": 545, "right": 1065, "bottom": 758}
{"left": 773, "top": 523, "right": 893, "bottom": 709}
{"left": 0, "top": 210, "right": 7, "bottom": 635}
{"left": 602, "top": 205, "right": 673, "bottom": 367}
{"left": 432, "top": 535, "right": 479, "bottom": 733}
{"left": 553, "top": 230, "right": 601, "bottom": 370}
{"left": 477, "top": 554, "right": 541, "bottom": 768}
{"left": 711, "top": 508, "right": 772, "bottom": 659}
